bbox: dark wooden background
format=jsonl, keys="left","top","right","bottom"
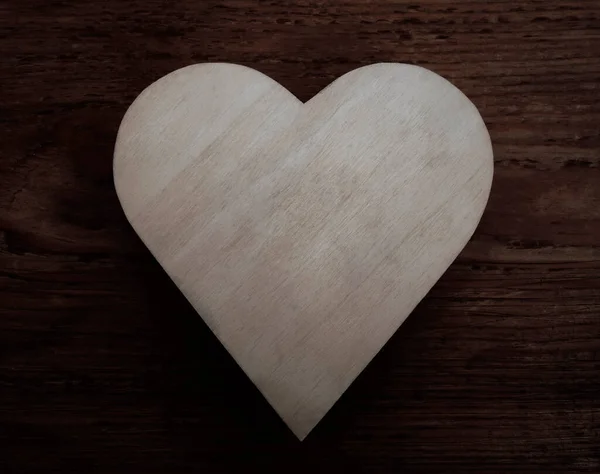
{"left": 1, "top": 1, "right": 599, "bottom": 472}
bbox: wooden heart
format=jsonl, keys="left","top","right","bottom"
{"left": 114, "top": 63, "right": 493, "bottom": 439}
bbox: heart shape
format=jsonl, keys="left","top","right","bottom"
{"left": 114, "top": 63, "right": 493, "bottom": 439}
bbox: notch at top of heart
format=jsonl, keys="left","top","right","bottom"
{"left": 114, "top": 62, "right": 493, "bottom": 440}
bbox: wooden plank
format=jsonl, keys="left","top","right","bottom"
{"left": 1, "top": 0, "right": 599, "bottom": 471}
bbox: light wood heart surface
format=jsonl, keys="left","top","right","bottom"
{"left": 114, "top": 63, "right": 493, "bottom": 439}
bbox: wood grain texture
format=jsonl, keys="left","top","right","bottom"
{"left": 1, "top": 0, "right": 599, "bottom": 472}
{"left": 114, "top": 62, "right": 493, "bottom": 439}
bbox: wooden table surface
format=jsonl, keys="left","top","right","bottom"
{"left": 1, "top": 1, "right": 599, "bottom": 472}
